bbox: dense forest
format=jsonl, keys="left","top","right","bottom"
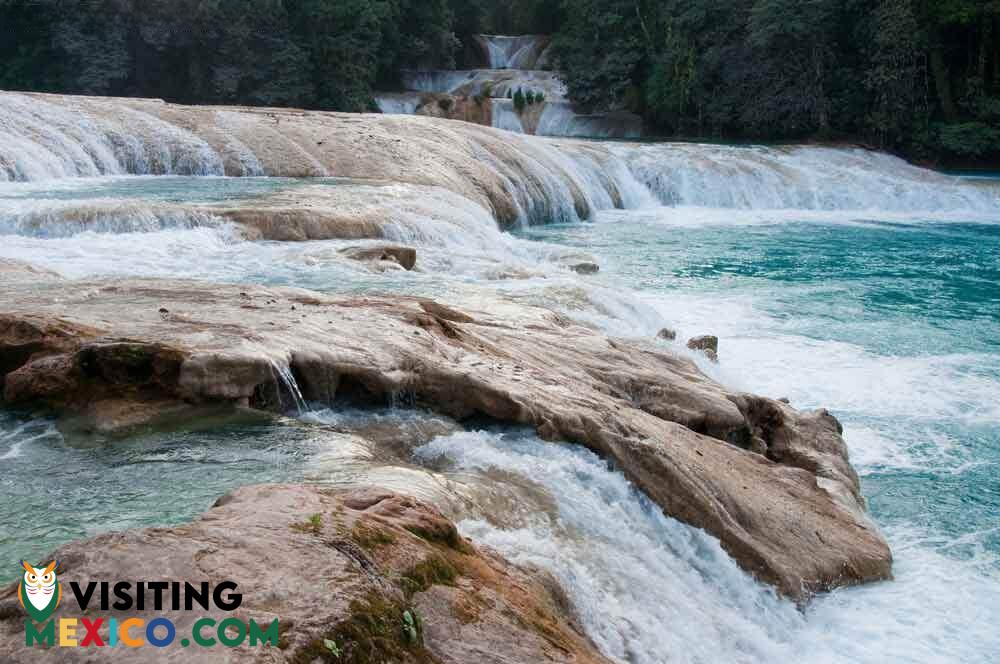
{"left": 1, "top": 0, "right": 998, "bottom": 164}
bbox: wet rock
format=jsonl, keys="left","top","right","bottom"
{"left": 341, "top": 244, "right": 418, "bottom": 271}
{"left": 0, "top": 278, "right": 892, "bottom": 599}
{"left": 657, "top": 328, "right": 677, "bottom": 341}
{"left": 0, "top": 258, "right": 61, "bottom": 281}
{"left": 569, "top": 262, "right": 600, "bottom": 275}
{"left": 0, "top": 484, "right": 612, "bottom": 664}
{"left": 687, "top": 335, "right": 719, "bottom": 361}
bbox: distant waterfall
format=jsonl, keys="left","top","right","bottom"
{"left": 375, "top": 93, "right": 423, "bottom": 115}
{"left": 537, "top": 102, "right": 643, "bottom": 139}
{"left": 475, "top": 35, "right": 549, "bottom": 70}
{"left": 491, "top": 99, "right": 525, "bottom": 133}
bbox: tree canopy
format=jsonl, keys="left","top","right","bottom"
{"left": 2, "top": 0, "right": 997, "bottom": 163}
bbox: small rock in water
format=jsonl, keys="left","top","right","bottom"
{"left": 569, "top": 262, "right": 600, "bottom": 275}
{"left": 341, "top": 244, "right": 417, "bottom": 271}
{"left": 657, "top": 328, "right": 677, "bottom": 341}
{"left": 687, "top": 335, "right": 719, "bottom": 362}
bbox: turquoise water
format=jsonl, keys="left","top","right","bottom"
{"left": 519, "top": 212, "right": 1000, "bottom": 657}
{"left": 0, "top": 175, "right": 354, "bottom": 203}
{"left": 0, "top": 412, "right": 324, "bottom": 573}
{"left": 1, "top": 168, "right": 999, "bottom": 660}
{"left": 521, "top": 215, "right": 1000, "bottom": 550}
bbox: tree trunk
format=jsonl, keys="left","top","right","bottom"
{"left": 929, "top": 45, "right": 958, "bottom": 121}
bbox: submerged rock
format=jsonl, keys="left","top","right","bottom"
{"left": 0, "top": 276, "right": 892, "bottom": 599}
{"left": 0, "top": 484, "right": 611, "bottom": 663}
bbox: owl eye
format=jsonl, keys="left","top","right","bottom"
{"left": 27, "top": 574, "right": 37, "bottom": 583}
{"left": 42, "top": 573, "right": 53, "bottom": 583}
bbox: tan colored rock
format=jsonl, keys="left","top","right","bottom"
{"left": 0, "top": 484, "right": 611, "bottom": 664}
{"left": 0, "top": 258, "right": 62, "bottom": 281}
{"left": 340, "top": 244, "right": 418, "bottom": 271}
{"left": 0, "top": 277, "right": 891, "bottom": 599}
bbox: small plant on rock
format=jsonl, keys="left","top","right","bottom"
{"left": 402, "top": 610, "right": 422, "bottom": 645}
{"left": 323, "top": 638, "right": 342, "bottom": 658}
{"left": 513, "top": 88, "right": 526, "bottom": 112}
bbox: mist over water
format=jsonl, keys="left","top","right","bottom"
{"left": 1, "top": 106, "right": 999, "bottom": 662}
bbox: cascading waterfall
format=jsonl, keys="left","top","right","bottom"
{"left": 536, "top": 102, "right": 643, "bottom": 139}
{"left": 2, "top": 91, "right": 998, "bottom": 222}
{"left": 375, "top": 92, "right": 423, "bottom": 115}
{"left": 475, "top": 35, "right": 549, "bottom": 70}
{"left": 608, "top": 142, "right": 1000, "bottom": 212}
{"left": 0, "top": 93, "right": 228, "bottom": 182}
{"left": 491, "top": 98, "right": 526, "bottom": 134}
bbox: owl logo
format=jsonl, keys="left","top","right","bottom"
{"left": 18, "top": 560, "right": 61, "bottom": 622}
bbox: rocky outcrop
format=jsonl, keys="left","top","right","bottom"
{"left": 0, "top": 275, "right": 891, "bottom": 599}
{"left": 0, "top": 484, "right": 612, "bottom": 663}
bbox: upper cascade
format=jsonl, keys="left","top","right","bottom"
{"left": 376, "top": 33, "right": 643, "bottom": 140}
{"left": 472, "top": 34, "right": 552, "bottom": 70}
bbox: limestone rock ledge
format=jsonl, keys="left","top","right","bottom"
{"left": 0, "top": 484, "right": 612, "bottom": 664}
{"left": 0, "top": 273, "right": 892, "bottom": 599}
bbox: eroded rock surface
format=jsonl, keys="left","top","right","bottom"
{"left": 0, "top": 276, "right": 892, "bottom": 598}
{"left": 0, "top": 484, "right": 610, "bottom": 663}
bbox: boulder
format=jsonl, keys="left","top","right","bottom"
{"left": 568, "top": 262, "right": 599, "bottom": 275}
{"left": 687, "top": 335, "right": 719, "bottom": 361}
{"left": 0, "top": 484, "right": 611, "bottom": 664}
{"left": 341, "top": 244, "right": 418, "bottom": 271}
{"left": 0, "top": 276, "right": 891, "bottom": 599}
{"left": 657, "top": 328, "right": 677, "bottom": 341}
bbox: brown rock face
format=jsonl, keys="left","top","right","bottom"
{"left": 340, "top": 244, "right": 418, "bottom": 271}
{"left": 0, "top": 485, "right": 611, "bottom": 664}
{"left": 0, "top": 277, "right": 892, "bottom": 599}
{"left": 687, "top": 335, "right": 720, "bottom": 362}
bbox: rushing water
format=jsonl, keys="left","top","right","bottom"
{"left": 0, "top": 135, "right": 999, "bottom": 662}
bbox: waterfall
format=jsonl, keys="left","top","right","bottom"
{"left": 399, "top": 69, "right": 566, "bottom": 100}
{"left": 606, "top": 143, "right": 1000, "bottom": 212}
{"left": 269, "top": 360, "right": 309, "bottom": 415}
{"left": 2, "top": 92, "right": 997, "bottom": 222}
{"left": 399, "top": 70, "right": 477, "bottom": 95}
{"left": 536, "top": 102, "right": 643, "bottom": 139}
{"left": 0, "top": 93, "right": 227, "bottom": 182}
{"left": 375, "top": 93, "right": 423, "bottom": 115}
{"left": 0, "top": 198, "right": 223, "bottom": 238}
{"left": 474, "top": 35, "right": 549, "bottom": 70}
{"left": 491, "top": 99, "right": 525, "bottom": 134}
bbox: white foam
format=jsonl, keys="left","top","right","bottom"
{"left": 414, "top": 430, "right": 1000, "bottom": 663}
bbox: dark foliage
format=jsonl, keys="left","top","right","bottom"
{"left": 551, "top": 0, "right": 1000, "bottom": 164}
{"left": 2, "top": 0, "right": 998, "bottom": 162}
